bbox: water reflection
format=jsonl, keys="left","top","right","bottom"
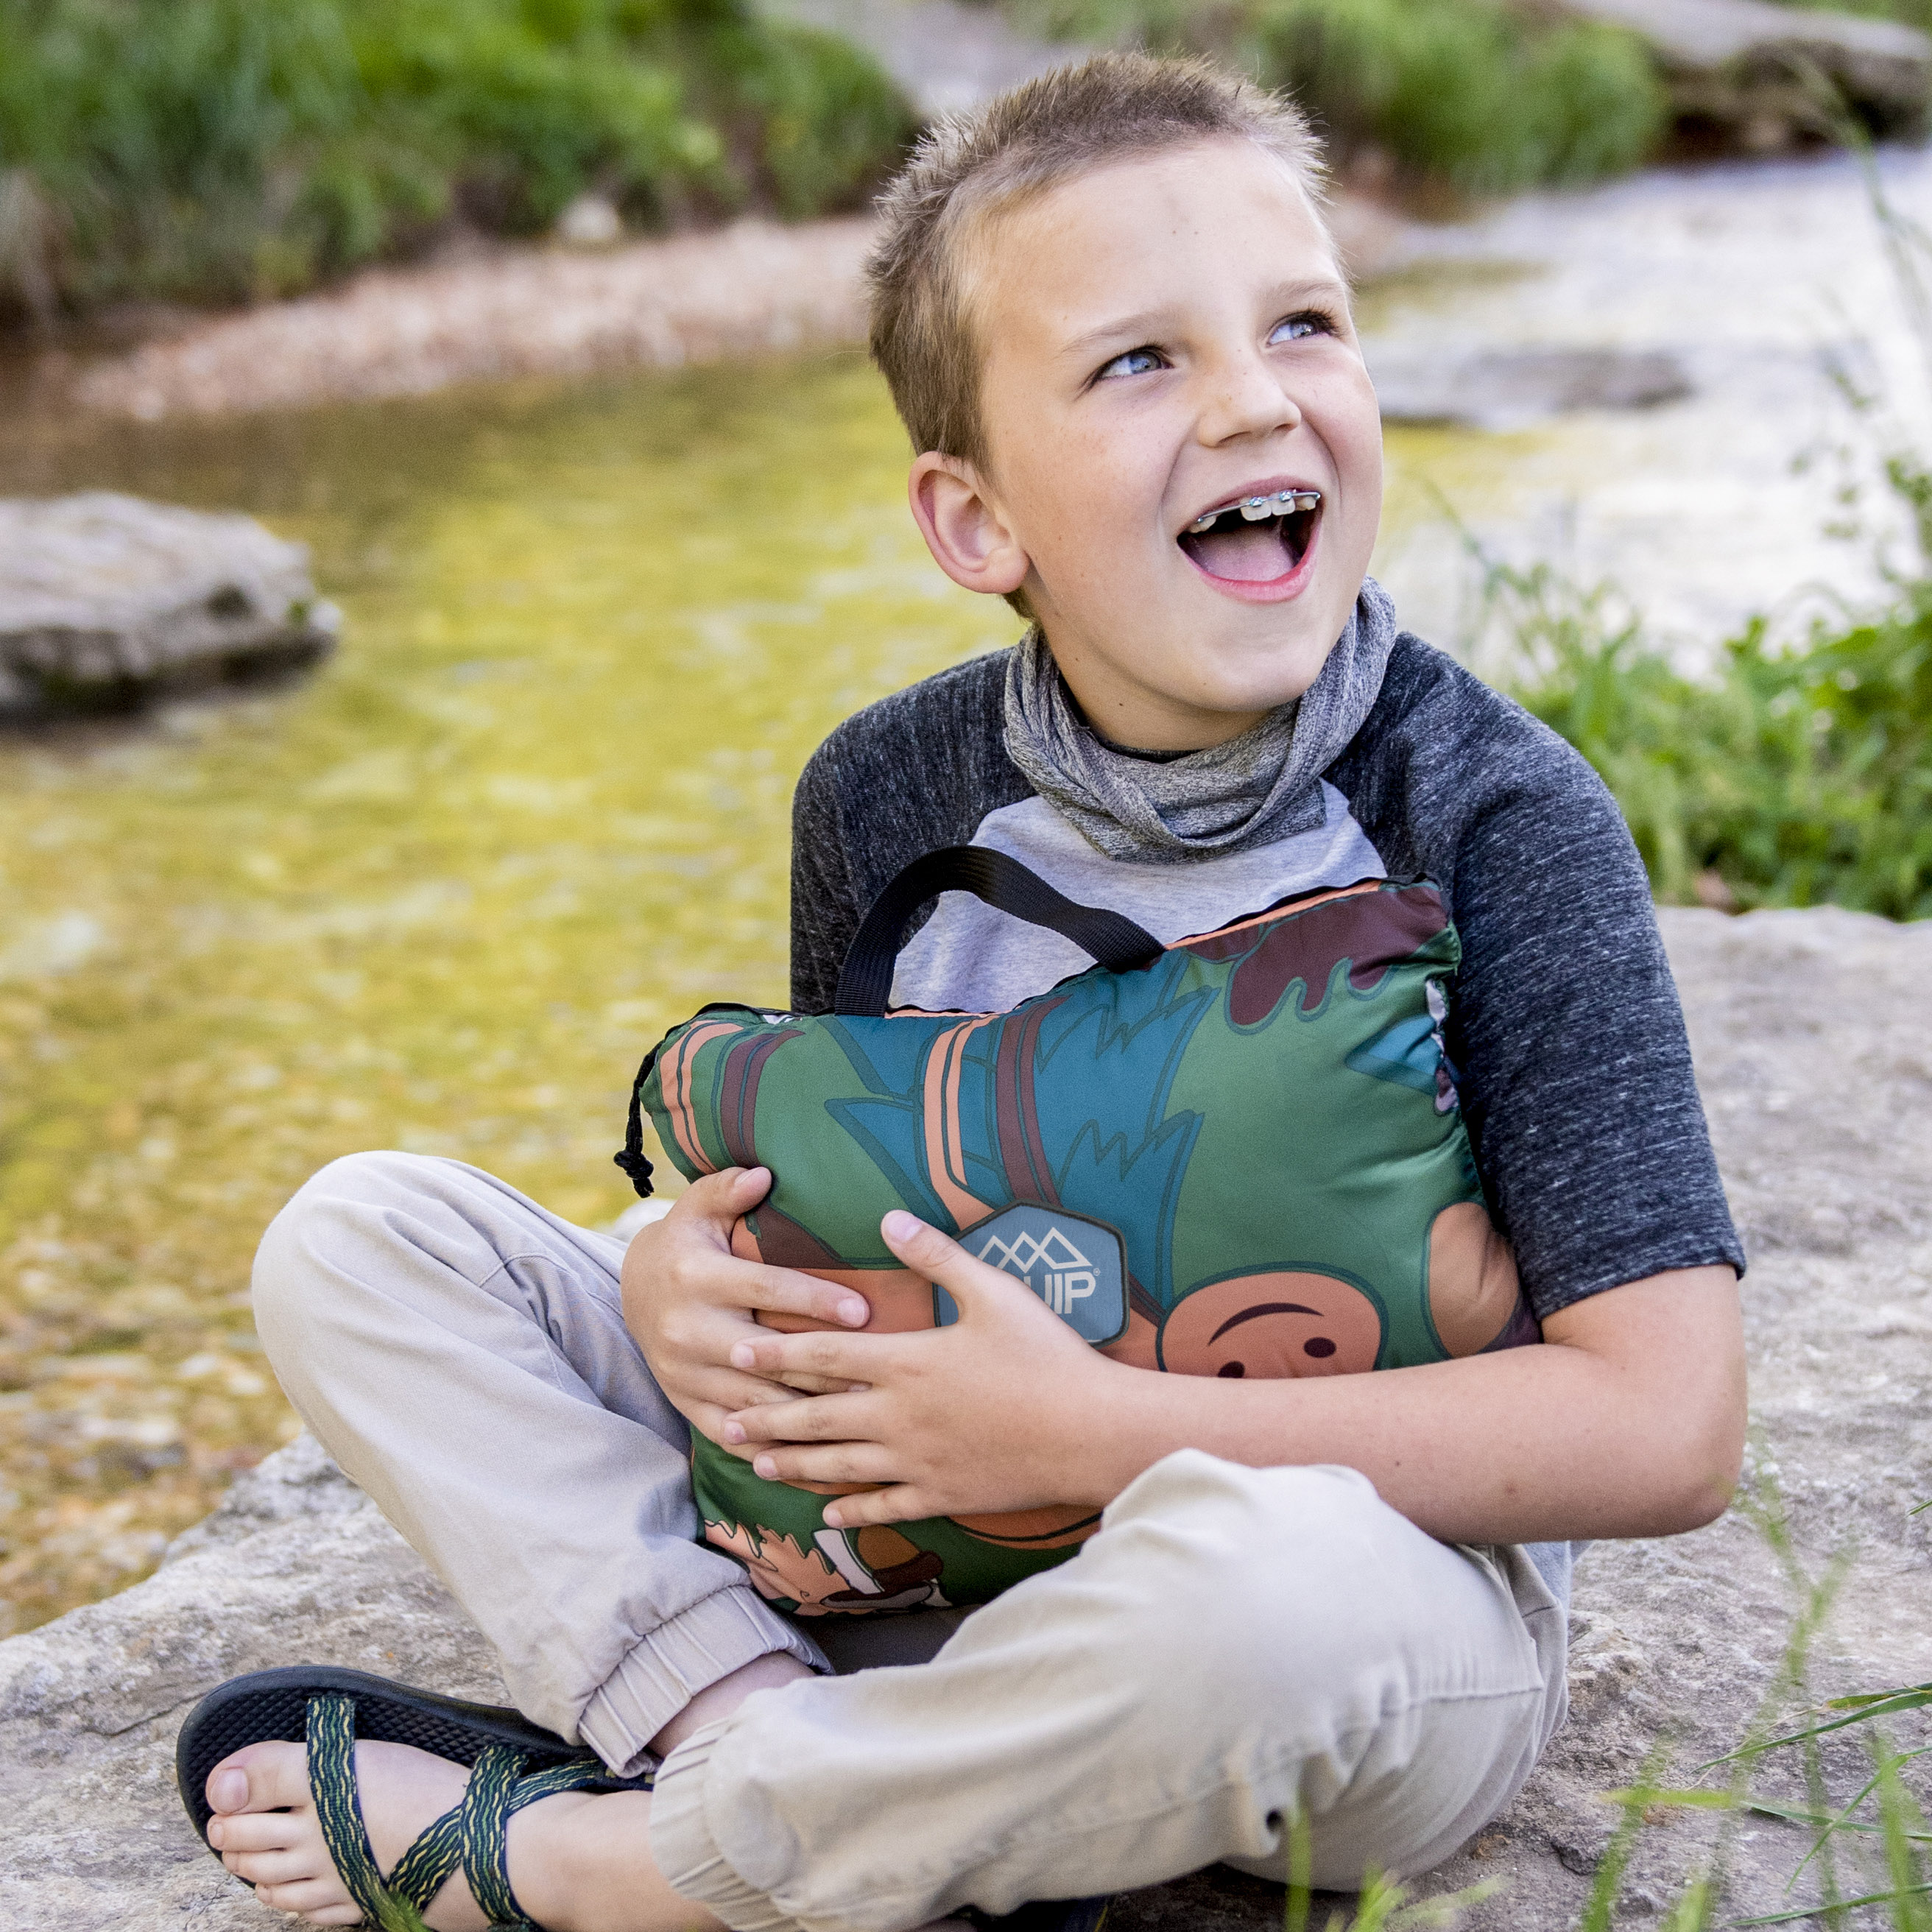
{"left": 0, "top": 355, "right": 1016, "bottom": 1629}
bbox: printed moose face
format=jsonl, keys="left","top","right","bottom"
{"left": 1155, "top": 1271, "right": 1381, "bottom": 1378}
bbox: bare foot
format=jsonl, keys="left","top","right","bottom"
{"left": 204, "top": 1738, "right": 719, "bottom": 1932}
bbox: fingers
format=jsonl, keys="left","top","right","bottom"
{"left": 673, "top": 1365, "right": 819, "bottom": 1414}
{"left": 671, "top": 1166, "right": 772, "bottom": 1233}
{"left": 745, "top": 1440, "right": 903, "bottom": 1490}
{"left": 728, "top": 1326, "right": 879, "bottom": 1383}
{"left": 737, "top": 1269, "right": 872, "bottom": 1330}
{"left": 879, "top": 1210, "right": 1024, "bottom": 1314}
{"left": 768, "top": 1370, "right": 867, "bottom": 1396}
{"left": 880, "top": 1207, "right": 956, "bottom": 1272}
{"left": 723, "top": 1390, "right": 873, "bottom": 1447}
{"left": 819, "top": 1483, "right": 933, "bottom": 1531}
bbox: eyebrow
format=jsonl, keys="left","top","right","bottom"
{"left": 1060, "top": 278, "right": 1352, "bottom": 359}
{"left": 1208, "top": 1302, "right": 1325, "bottom": 1344}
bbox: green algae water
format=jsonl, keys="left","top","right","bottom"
{"left": 0, "top": 355, "right": 1020, "bottom": 1629}
{"left": 0, "top": 345, "right": 1506, "bottom": 1631}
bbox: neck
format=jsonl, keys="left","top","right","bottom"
{"left": 1043, "top": 633, "right": 1273, "bottom": 754}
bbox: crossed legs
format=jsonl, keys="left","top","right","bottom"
{"left": 231, "top": 1152, "right": 1567, "bottom": 1931}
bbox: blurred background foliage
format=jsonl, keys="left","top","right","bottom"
{"left": 0, "top": 0, "right": 915, "bottom": 311}
{"left": 1771, "top": 0, "right": 1932, "bottom": 24}
{"left": 1004, "top": 0, "right": 1668, "bottom": 193}
{"left": 1504, "top": 554, "right": 1932, "bottom": 921}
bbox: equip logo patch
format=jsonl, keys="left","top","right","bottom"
{"left": 933, "top": 1203, "right": 1129, "bottom": 1345}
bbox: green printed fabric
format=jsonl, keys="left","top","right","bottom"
{"left": 637, "top": 878, "right": 1537, "bottom": 1617}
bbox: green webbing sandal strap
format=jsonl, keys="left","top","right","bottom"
{"left": 384, "top": 1804, "right": 465, "bottom": 1912}
{"left": 303, "top": 1690, "right": 614, "bottom": 1932}
{"left": 456, "top": 1746, "right": 616, "bottom": 1930}
{"left": 456, "top": 1746, "right": 529, "bottom": 1926}
{"left": 305, "top": 1694, "right": 434, "bottom": 1932}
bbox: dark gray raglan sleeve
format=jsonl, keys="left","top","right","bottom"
{"left": 789, "top": 744, "right": 867, "bottom": 1016}
{"left": 1330, "top": 637, "right": 1744, "bottom": 1319}
{"left": 789, "top": 649, "right": 1028, "bottom": 1014}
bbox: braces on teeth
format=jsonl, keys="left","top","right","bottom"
{"left": 1187, "top": 490, "right": 1322, "bottom": 535}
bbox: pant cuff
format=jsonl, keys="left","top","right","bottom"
{"left": 649, "top": 1718, "right": 809, "bottom": 1932}
{"left": 578, "top": 1586, "right": 828, "bottom": 1776}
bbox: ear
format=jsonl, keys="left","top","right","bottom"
{"left": 909, "top": 452, "right": 1031, "bottom": 599}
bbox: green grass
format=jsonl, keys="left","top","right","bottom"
{"left": 1494, "top": 550, "right": 1932, "bottom": 920}
{"left": 0, "top": 0, "right": 914, "bottom": 315}
{"left": 1003, "top": 0, "right": 1667, "bottom": 194}
{"left": 1576, "top": 1477, "right": 1932, "bottom": 1929}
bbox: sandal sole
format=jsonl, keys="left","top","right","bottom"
{"left": 177, "top": 1663, "right": 650, "bottom": 1849}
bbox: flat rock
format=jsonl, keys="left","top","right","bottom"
{"left": 3, "top": 906, "right": 1929, "bottom": 1927}
{"left": 0, "top": 493, "right": 338, "bottom": 700}
{"left": 1559, "top": 0, "right": 1932, "bottom": 143}
{"left": 1369, "top": 346, "right": 1693, "bottom": 428}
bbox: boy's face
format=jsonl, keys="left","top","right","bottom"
{"left": 914, "top": 139, "right": 1382, "bottom": 750}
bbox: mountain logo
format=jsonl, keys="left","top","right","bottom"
{"left": 974, "top": 1224, "right": 1098, "bottom": 1315}
{"left": 935, "top": 1203, "right": 1128, "bottom": 1345}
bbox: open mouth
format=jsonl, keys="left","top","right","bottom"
{"left": 1178, "top": 489, "right": 1322, "bottom": 588}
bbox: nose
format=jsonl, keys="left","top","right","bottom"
{"left": 1195, "top": 347, "right": 1302, "bottom": 448}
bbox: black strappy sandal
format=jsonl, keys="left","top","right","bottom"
{"left": 177, "top": 1665, "right": 654, "bottom": 1932}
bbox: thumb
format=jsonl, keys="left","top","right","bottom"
{"left": 881, "top": 1208, "right": 1032, "bottom": 1316}
{"left": 679, "top": 1166, "right": 772, "bottom": 1235}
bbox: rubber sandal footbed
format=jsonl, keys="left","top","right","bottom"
{"left": 176, "top": 1663, "right": 652, "bottom": 1847}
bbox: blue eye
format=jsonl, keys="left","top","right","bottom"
{"left": 1270, "top": 312, "right": 1331, "bottom": 344}
{"left": 1097, "top": 346, "right": 1164, "bottom": 381}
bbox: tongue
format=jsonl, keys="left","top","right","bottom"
{"left": 1185, "top": 523, "right": 1289, "bottom": 582}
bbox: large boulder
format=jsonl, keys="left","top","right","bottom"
{"left": 1558, "top": 0, "right": 1932, "bottom": 146}
{"left": 1370, "top": 347, "right": 1693, "bottom": 429}
{"left": 2, "top": 906, "right": 1928, "bottom": 1928}
{"left": 0, "top": 494, "right": 339, "bottom": 706}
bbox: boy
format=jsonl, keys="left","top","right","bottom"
{"left": 199, "top": 52, "right": 1746, "bottom": 1932}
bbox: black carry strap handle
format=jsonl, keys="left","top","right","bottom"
{"left": 834, "top": 846, "right": 1163, "bottom": 1018}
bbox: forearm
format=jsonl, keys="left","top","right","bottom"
{"left": 724, "top": 1234, "right": 1746, "bottom": 1546}
{"left": 1067, "top": 1266, "right": 1746, "bottom": 1545}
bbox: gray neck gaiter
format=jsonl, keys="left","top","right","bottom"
{"left": 1001, "top": 577, "right": 1399, "bottom": 864}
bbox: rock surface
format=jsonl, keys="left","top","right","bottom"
{"left": 0, "top": 493, "right": 338, "bottom": 702}
{"left": 1559, "top": 0, "right": 1932, "bottom": 145}
{"left": 1369, "top": 347, "right": 1693, "bottom": 429}
{"left": 3, "top": 906, "right": 1929, "bottom": 1928}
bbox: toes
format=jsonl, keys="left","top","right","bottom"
{"left": 225, "top": 1847, "right": 326, "bottom": 1888}
{"left": 255, "top": 1876, "right": 362, "bottom": 1922}
{"left": 208, "top": 1740, "right": 312, "bottom": 1816}
{"left": 210, "top": 1808, "right": 305, "bottom": 1854}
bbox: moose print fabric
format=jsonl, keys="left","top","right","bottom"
{"left": 633, "top": 878, "right": 1537, "bottom": 1615}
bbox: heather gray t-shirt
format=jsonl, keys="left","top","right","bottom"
{"left": 786, "top": 632, "right": 1745, "bottom": 1605}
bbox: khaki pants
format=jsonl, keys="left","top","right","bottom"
{"left": 253, "top": 1152, "right": 1570, "bottom": 1931}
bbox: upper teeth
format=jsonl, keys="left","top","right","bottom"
{"left": 1188, "top": 490, "right": 1321, "bottom": 535}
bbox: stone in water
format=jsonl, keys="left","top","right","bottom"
{"left": 0, "top": 493, "right": 339, "bottom": 708}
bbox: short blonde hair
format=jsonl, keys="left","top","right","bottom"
{"left": 865, "top": 52, "right": 1329, "bottom": 472}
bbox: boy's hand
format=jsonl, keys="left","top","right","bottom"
{"left": 620, "top": 1166, "right": 875, "bottom": 1444}
{"left": 719, "top": 1209, "right": 1124, "bottom": 1527}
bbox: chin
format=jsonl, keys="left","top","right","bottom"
{"left": 1185, "top": 609, "right": 1355, "bottom": 705}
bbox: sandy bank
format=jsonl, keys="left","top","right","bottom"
{"left": 58, "top": 197, "right": 1406, "bottom": 423}
{"left": 71, "top": 219, "right": 881, "bottom": 423}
